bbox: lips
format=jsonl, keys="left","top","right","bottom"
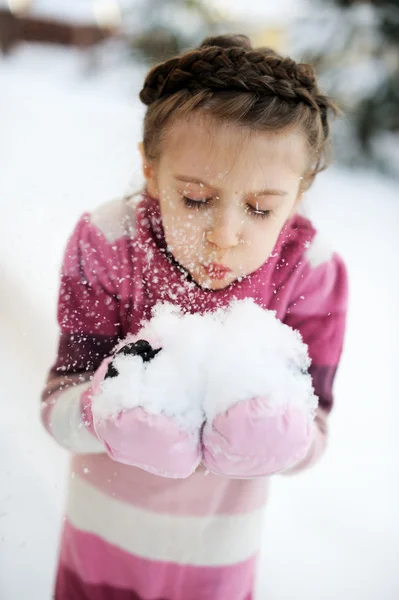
{"left": 202, "top": 263, "right": 232, "bottom": 280}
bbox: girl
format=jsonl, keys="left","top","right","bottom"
{"left": 42, "top": 34, "right": 348, "bottom": 600}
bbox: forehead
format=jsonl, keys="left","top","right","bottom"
{"left": 159, "top": 116, "right": 308, "bottom": 188}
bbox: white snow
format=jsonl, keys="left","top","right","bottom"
{"left": 93, "top": 304, "right": 210, "bottom": 431}
{"left": 203, "top": 300, "right": 316, "bottom": 421}
{"left": 1, "top": 43, "right": 398, "bottom": 600}
{"left": 93, "top": 300, "right": 316, "bottom": 428}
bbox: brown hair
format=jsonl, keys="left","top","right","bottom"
{"left": 139, "top": 34, "right": 338, "bottom": 189}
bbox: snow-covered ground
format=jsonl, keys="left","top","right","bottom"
{"left": 1, "top": 45, "right": 398, "bottom": 600}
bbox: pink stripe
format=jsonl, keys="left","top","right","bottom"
{"left": 298, "top": 312, "right": 346, "bottom": 366}
{"left": 59, "top": 275, "right": 120, "bottom": 336}
{"left": 284, "top": 254, "right": 348, "bottom": 366}
{"left": 71, "top": 454, "right": 269, "bottom": 516}
{"left": 59, "top": 215, "right": 123, "bottom": 337}
{"left": 58, "top": 519, "right": 256, "bottom": 599}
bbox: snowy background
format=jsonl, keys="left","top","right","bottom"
{"left": 1, "top": 17, "right": 399, "bottom": 600}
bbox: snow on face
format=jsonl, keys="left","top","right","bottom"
{"left": 92, "top": 299, "right": 317, "bottom": 430}
{"left": 144, "top": 116, "right": 307, "bottom": 290}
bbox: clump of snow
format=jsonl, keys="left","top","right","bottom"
{"left": 92, "top": 299, "right": 317, "bottom": 430}
{"left": 204, "top": 299, "right": 317, "bottom": 421}
{"left": 92, "top": 303, "right": 212, "bottom": 431}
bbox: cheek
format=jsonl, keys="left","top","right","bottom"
{"left": 161, "top": 206, "right": 206, "bottom": 251}
{"left": 244, "top": 214, "right": 287, "bottom": 256}
{"left": 245, "top": 228, "right": 275, "bottom": 257}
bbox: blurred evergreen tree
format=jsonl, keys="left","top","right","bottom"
{"left": 292, "top": 0, "right": 399, "bottom": 173}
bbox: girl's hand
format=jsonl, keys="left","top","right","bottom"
{"left": 200, "top": 300, "right": 317, "bottom": 478}
{"left": 201, "top": 396, "right": 314, "bottom": 478}
{"left": 81, "top": 340, "right": 202, "bottom": 478}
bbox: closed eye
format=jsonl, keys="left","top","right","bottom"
{"left": 183, "top": 196, "right": 212, "bottom": 210}
{"left": 246, "top": 204, "right": 272, "bottom": 219}
{"left": 183, "top": 196, "right": 272, "bottom": 219}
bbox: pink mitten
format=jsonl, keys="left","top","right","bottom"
{"left": 202, "top": 397, "right": 313, "bottom": 478}
{"left": 200, "top": 300, "right": 317, "bottom": 478}
{"left": 81, "top": 339, "right": 202, "bottom": 478}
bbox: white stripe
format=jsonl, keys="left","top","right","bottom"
{"left": 50, "top": 384, "right": 104, "bottom": 454}
{"left": 90, "top": 196, "right": 137, "bottom": 243}
{"left": 67, "top": 474, "right": 264, "bottom": 566}
{"left": 305, "top": 232, "right": 333, "bottom": 268}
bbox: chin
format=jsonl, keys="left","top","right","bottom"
{"left": 195, "top": 274, "right": 236, "bottom": 291}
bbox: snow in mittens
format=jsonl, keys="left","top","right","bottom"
{"left": 203, "top": 299, "right": 318, "bottom": 421}
{"left": 91, "top": 299, "right": 318, "bottom": 430}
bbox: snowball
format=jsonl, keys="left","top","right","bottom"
{"left": 92, "top": 299, "right": 318, "bottom": 431}
{"left": 204, "top": 299, "right": 317, "bottom": 421}
{"left": 92, "top": 303, "right": 214, "bottom": 432}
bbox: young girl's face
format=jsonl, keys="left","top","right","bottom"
{"left": 143, "top": 117, "right": 308, "bottom": 290}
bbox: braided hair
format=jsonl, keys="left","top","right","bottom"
{"left": 140, "top": 34, "right": 338, "bottom": 188}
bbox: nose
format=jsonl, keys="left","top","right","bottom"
{"left": 206, "top": 209, "right": 241, "bottom": 250}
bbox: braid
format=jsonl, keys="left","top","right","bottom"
{"left": 140, "top": 34, "right": 338, "bottom": 183}
{"left": 140, "top": 45, "right": 331, "bottom": 118}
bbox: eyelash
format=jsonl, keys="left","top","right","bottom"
{"left": 182, "top": 196, "right": 272, "bottom": 219}
{"left": 183, "top": 196, "right": 212, "bottom": 210}
{"left": 246, "top": 206, "right": 272, "bottom": 220}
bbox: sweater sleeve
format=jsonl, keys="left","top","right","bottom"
{"left": 283, "top": 251, "right": 348, "bottom": 474}
{"left": 41, "top": 214, "right": 122, "bottom": 454}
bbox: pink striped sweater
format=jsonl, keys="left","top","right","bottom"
{"left": 41, "top": 193, "right": 348, "bottom": 600}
